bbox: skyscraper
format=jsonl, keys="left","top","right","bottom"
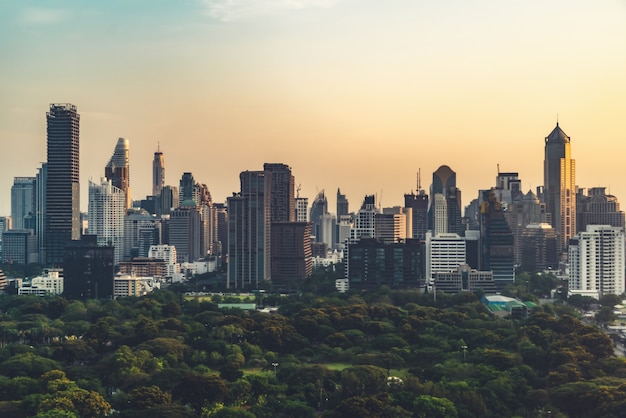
{"left": 227, "top": 171, "right": 271, "bottom": 289}
{"left": 45, "top": 103, "right": 80, "bottom": 267}
{"left": 264, "top": 163, "right": 295, "bottom": 222}
{"left": 568, "top": 225, "right": 625, "bottom": 298}
{"left": 104, "top": 137, "right": 131, "bottom": 210}
{"left": 153, "top": 146, "right": 165, "bottom": 197}
{"left": 88, "top": 178, "right": 125, "bottom": 265}
{"left": 429, "top": 165, "right": 463, "bottom": 236}
{"left": 310, "top": 190, "right": 328, "bottom": 241}
{"left": 11, "top": 177, "right": 36, "bottom": 230}
{"left": 543, "top": 123, "right": 576, "bottom": 254}
{"left": 337, "top": 188, "right": 349, "bottom": 218}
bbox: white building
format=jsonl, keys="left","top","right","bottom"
{"left": 114, "top": 274, "right": 162, "bottom": 297}
{"left": 295, "top": 197, "right": 308, "bottom": 222}
{"left": 426, "top": 232, "right": 466, "bottom": 281}
{"left": 432, "top": 193, "right": 448, "bottom": 235}
{"left": 88, "top": 178, "right": 125, "bottom": 264}
{"left": 568, "top": 224, "right": 625, "bottom": 298}
{"left": 18, "top": 270, "right": 63, "bottom": 296}
{"left": 148, "top": 244, "right": 179, "bottom": 277}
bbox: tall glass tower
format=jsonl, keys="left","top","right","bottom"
{"left": 153, "top": 146, "right": 165, "bottom": 197}
{"left": 543, "top": 123, "right": 576, "bottom": 255}
{"left": 45, "top": 103, "right": 80, "bottom": 267}
{"left": 105, "top": 137, "right": 131, "bottom": 210}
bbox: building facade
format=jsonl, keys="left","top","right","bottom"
{"left": 11, "top": 177, "right": 36, "bottom": 230}
{"left": 543, "top": 123, "right": 576, "bottom": 254}
{"left": 88, "top": 178, "right": 125, "bottom": 265}
{"left": 568, "top": 224, "right": 625, "bottom": 298}
{"left": 104, "top": 138, "right": 131, "bottom": 210}
{"left": 45, "top": 103, "right": 80, "bottom": 267}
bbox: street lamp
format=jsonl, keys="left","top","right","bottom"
{"left": 272, "top": 362, "right": 279, "bottom": 379}
{"left": 461, "top": 345, "right": 468, "bottom": 361}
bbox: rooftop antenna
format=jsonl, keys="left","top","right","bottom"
{"left": 417, "top": 168, "right": 421, "bottom": 192}
{"left": 497, "top": 163, "right": 500, "bottom": 175}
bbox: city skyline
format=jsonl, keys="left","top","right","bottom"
{"left": 1, "top": 1, "right": 625, "bottom": 214}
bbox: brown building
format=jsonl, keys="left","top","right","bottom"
{"left": 270, "top": 222, "right": 312, "bottom": 288}
{"left": 118, "top": 257, "right": 167, "bottom": 278}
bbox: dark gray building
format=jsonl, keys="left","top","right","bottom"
{"left": 45, "top": 103, "right": 80, "bottom": 267}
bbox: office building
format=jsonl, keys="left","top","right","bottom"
{"left": 35, "top": 164, "right": 47, "bottom": 264}
{"left": 576, "top": 187, "right": 625, "bottom": 233}
{"left": 169, "top": 202, "right": 203, "bottom": 263}
{"left": 270, "top": 222, "right": 313, "bottom": 287}
{"left": 64, "top": 235, "right": 115, "bottom": 299}
{"left": 347, "top": 238, "right": 423, "bottom": 288}
{"left": 375, "top": 207, "right": 407, "bottom": 244}
{"left": 88, "top": 178, "right": 125, "bottom": 265}
{"left": 425, "top": 232, "right": 466, "bottom": 281}
{"left": 404, "top": 191, "right": 429, "bottom": 240}
{"left": 506, "top": 190, "right": 550, "bottom": 267}
{"left": 123, "top": 209, "right": 161, "bottom": 260}
{"left": 295, "top": 197, "right": 308, "bottom": 222}
{"left": 227, "top": 171, "right": 270, "bottom": 289}
{"left": 429, "top": 165, "right": 463, "bottom": 235}
{"left": 520, "top": 223, "right": 558, "bottom": 272}
{"left": 104, "top": 138, "right": 131, "bottom": 210}
{"left": 337, "top": 188, "right": 349, "bottom": 219}
{"left": 264, "top": 163, "right": 295, "bottom": 222}
{"left": 45, "top": 103, "right": 80, "bottom": 267}
{"left": 310, "top": 190, "right": 328, "bottom": 241}
{"left": 434, "top": 264, "right": 497, "bottom": 293}
{"left": 2, "top": 229, "right": 38, "bottom": 265}
{"left": 179, "top": 172, "right": 199, "bottom": 206}
{"left": 11, "top": 177, "right": 36, "bottom": 230}
{"left": 568, "top": 225, "right": 625, "bottom": 298}
{"left": 479, "top": 190, "right": 515, "bottom": 288}
{"left": 543, "top": 123, "right": 576, "bottom": 254}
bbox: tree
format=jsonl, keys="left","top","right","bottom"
{"left": 128, "top": 385, "right": 172, "bottom": 409}
{"left": 171, "top": 374, "right": 227, "bottom": 413}
{"left": 412, "top": 395, "right": 458, "bottom": 418}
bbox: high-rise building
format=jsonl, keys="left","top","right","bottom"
{"left": 568, "top": 225, "right": 625, "bottom": 298}
{"left": 505, "top": 190, "right": 550, "bottom": 267}
{"left": 543, "top": 123, "right": 576, "bottom": 254}
{"left": 425, "top": 232, "right": 466, "bottom": 281}
{"left": 264, "top": 163, "right": 295, "bottom": 222}
{"left": 310, "top": 191, "right": 328, "bottom": 241}
{"left": 270, "top": 222, "right": 313, "bottom": 287}
{"left": 179, "top": 172, "right": 199, "bottom": 206}
{"left": 88, "top": 178, "right": 125, "bottom": 265}
{"left": 375, "top": 207, "right": 407, "bottom": 244}
{"left": 153, "top": 146, "right": 165, "bottom": 197}
{"left": 520, "top": 223, "right": 558, "bottom": 273}
{"left": 123, "top": 209, "right": 161, "bottom": 260}
{"left": 45, "top": 103, "right": 80, "bottom": 267}
{"left": 295, "top": 197, "right": 308, "bottom": 222}
{"left": 404, "top": 191, "right": 429, "bottom": 240}
{"left": 576, "top": 187, "right": 625, "bottom": 233}
{"left": 337, "top": 188, "right": 349, "bottom": 219}
{"left": 169, "top": 202, "right": 203, "bottom": 263}
{"left": 479, "top": 189, "right": 515, "bottom": 289}
{"left": 11, "top": 177, "right": 36, "bottom": 230}
{"left": 104, "top": 138, "right": 131, "bottom": 210}
{"left": 35, "top": 164, "right": 47, "bottom": 264}
{"left": 429, "top": 165, "right": 463, "bottom": 236}
{"left": 227, "top": 171, "right": 270, "bottom": 289}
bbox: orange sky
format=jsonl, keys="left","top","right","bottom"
{"left": 1, "top": 0, "right": 626, "bottom": 214}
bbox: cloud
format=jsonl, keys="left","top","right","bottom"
{"left": 20, "top": 7, "right": 72, "bottom": 24}
{"left": 202, "top": 0, "right": 339, "bottom": 22}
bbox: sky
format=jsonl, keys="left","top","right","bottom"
{"left": 1, "top": 0, "right": 626, "bottom": 216}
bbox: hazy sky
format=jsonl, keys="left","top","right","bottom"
{"left": 1, "top": 0, "right": 626, "bottom": 215}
